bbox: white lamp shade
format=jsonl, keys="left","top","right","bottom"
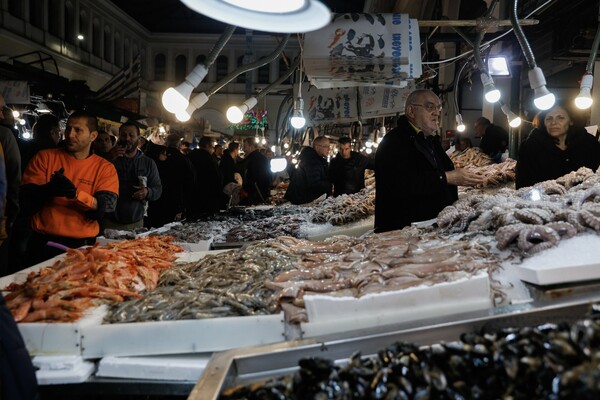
{"left": 175, "top": 110, "right": 191, "bottom": 122}
{"left": 270, "top": 157, "right": 288, "bottom": 173}
{"left": 162, "top": 85, "right": 193, "bottom": 114}
{"left": 575, "top": 90, "right": 593, "bottom": 110}
{"left": 533, "top": 90, "right": 555, "bottom": 110}
{"left": 575, "top": 74, "right": 594, "bottom": 110}
{"left": 180, "top": 0, "right": 331, "bottom": 33}
{"left": 290, "top": 114, "right": 306, "bottom": 129}
{"left": 226, "top": 106, "right": 245, "bottom": 123}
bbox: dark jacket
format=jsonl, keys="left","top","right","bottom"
{"left": 242, "top": 150, "right": 271, "bottom": 205}
{"left": 188, "top": 148, "right": 223, "bottom": 216}
{"left": 1, "top": 293, "right": 39, "bottom": 400}
{"left": 515, "top": 127, "right": 600, "bottom": 189}
{"left": 328, "top": 151, "right": 374, "bottom": 196}
{"left": 219, "top": 151, "right": 237, "bottom": 187}
{"left": 285, "top": 146, "right": 331, "bottom": 205}
{"left": 146, "top": 146, "right": 196, "bottom": 227}
{"left": 375, "top": 115, "right": 457, "bottom": 233}
{"left": 110, "top": 150, "right": 162, "bottom": 224}
{"left": 479, "top": 123, "right": 509, "bottom": 160}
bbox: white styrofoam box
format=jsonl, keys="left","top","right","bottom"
{"left": 515, "top": 233, "right": 600, "bottom": 286}
{"left": 18, "top": 306, "right": 107, "bottom": 356}
{"left": 301, "top": 272, "right": 491, "bottom": 338}
{"left": 303, "top": 216, "right": 374, "bottom": 242}
{"left": 81, "top": 313, "right": 285, "bottom": 358}
{"left": 96, "top": 353, "right": 212, "bottom": 381}
{"left": 33, "top": 355, "right": 96, "bottom": 385}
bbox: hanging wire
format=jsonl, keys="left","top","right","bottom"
{"left": 423, "top": 0, "right": 556, "bottom": 66}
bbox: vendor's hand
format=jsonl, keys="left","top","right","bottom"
{"left": 132, "top": 185, "right": 148, "bottom": 200}
{"left": 49, "top": 168, "right": 77, "bottom": 198}
{"left": 445, "top": 168, "right": 485, "bottom": 187}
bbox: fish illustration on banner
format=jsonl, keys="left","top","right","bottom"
{"left": 302, "top": 86, "right": 358, "bottom": 125}
{"left": 304, "top": 14, "right": 422, "bottom": 89}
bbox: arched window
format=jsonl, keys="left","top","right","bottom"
{"left": 257, "top": 57, "right": 270, "bottom": 84}
{"left": 279, "top": 58, "right": 292, "bottom": 84}
{"left": 236, "top": 55, "right": 246, "bottom": 84}
{"left": 104, "top": 26, "right": 112, "bottom": 62}
{"left": 154, "top": 54, "right": 166, "bottom": 81}
{"left": 49, "top": 0, "right": 62, "bottom": 37}
{"left": 92, "top": 18, "right": 102, "bottom": 58}
{"left": 79, "top": 11, "right": 88, "bottom": 50}
{"left": 216, "top": 55, "right": 228, "bottom": 81}
{"left": 123, "top": 39, "right": 130, "bottom": 66}
{"left": 114, "top": 32, "right": 122, "bottom": 67}
{"left": 175, "top": 55, "right": 187, "bottom": 83}
{"left": 30, "top": 2, "right": 44, "bottom": 29}
{"left": 65, "top": 2, "right": 75, "bottom": 44}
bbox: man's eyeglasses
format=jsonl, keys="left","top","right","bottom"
{"left": 410, "top": 103, "right": 442, "bottom": 113}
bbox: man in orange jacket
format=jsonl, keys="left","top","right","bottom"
{"left": 20, "top": 110, "right": 119, "bottom": 267}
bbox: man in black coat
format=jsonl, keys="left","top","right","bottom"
{"left": 187, "top": 136, "right": 223, "bottom": 217}
{"left": 285, "top": 136, "right": 332, "bottom": 204}
{"left": 375, "top": 89, "right": 483, "bottom": 233}
{"left": 219, "top": 141, "right": 240, "bottom": 187}
{"left": 475, "top": 117, "right": 509, "bottom": 163}
{"left": 241, "top": 138, "right": 271, "bottom": 205}
{"left": 329, "top": 136, "right": 374, "bottom": 196}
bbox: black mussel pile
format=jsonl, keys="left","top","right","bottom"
{"left": 221, "top": 311, "right": 600, "bottom": 399}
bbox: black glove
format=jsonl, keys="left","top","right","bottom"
{"left": 48, "top": 168, "right": 77, "bottom": 198}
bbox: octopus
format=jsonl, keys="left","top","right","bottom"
{"left": 556, "top": 166, "right": 595, "bottom": 189}
{"left": 495, "top": 223, "right": 560, "bottom": 254}
{"left": 517, "top": 225, "right": 560, "bottom": 255}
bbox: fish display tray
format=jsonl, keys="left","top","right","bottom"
{"left": 514, "top": 234, "right": 600, "bottom": 286}
{"left": 81, "top": 313, "right": 285, "bottom": 358}
{"left": 300, "top": 272, "right": 492, "bottom": 338}
{"left": 3, "top": 251, "right": 284, "bottom": 358}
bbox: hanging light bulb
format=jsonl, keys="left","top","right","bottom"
{"left": 290, "top": 97, "right": 306, "bottom": 129}
{"left": 175, "top": 110, "right": 191, "bottom": 122}
{"left": 528, "top": 67, "right": 555, "bottom": 110}
{"left": 500, "top": 103, "right": 522, "bottom": 128}
{"left": 575, "top": 73, "right": 594, "bottom": 110}
{"left": 455, "top": 114, "right": 466, "bottom": 132}
{"left": 226, "top": 97, "right": 258, "bottom": 123}
{"left": 161, "top": 64, "right": 208, "bottom": 114}
{"left": 481, "top": 73, "right": 501, "bottom": 103}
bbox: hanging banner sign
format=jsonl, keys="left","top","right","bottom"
{"left": 304, "top": 14, "right": 422, "bottom": 89}
{"left": 0, "top": 81, "right": 30, "bottom": 104}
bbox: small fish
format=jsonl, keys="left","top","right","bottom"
{"left": 378, "top": 34, "right": 385, "bottom": 49}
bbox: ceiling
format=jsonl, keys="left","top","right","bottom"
{"left": 109, "top": 0, "right": 599, "bottom": 65}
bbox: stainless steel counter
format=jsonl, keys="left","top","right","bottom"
{"left": 189, "top": 279, "right": 600, "bottom": 400}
